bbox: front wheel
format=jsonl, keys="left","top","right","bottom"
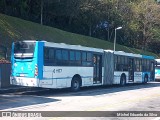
{"left": 71, "top": 77, "right": 80, "bottom": 92}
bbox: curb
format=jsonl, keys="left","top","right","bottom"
{"left": 0, "top": 86, "right": 35, "bottom": 94}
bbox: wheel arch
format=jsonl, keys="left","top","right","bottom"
{"left": 72, "top": 74, "right": 82, "bottom": 87}
{"left": 120, "top": 73, "right": 126, "bottom": 85}
{"left": 121, "top": 73, "right": 126, "bottom": 80}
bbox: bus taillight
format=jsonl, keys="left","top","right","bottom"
{"left": 35, "top": 65, "right": 38, "bottom": 76}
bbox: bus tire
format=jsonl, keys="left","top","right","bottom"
{"left": 71, "top": 77, "right": 80, "bottom": 92}
{"left": 144, "top": 75, "right": 148, "bottom": 84}
{"left": 120, "top": 75, "right": 126, "bottom": 86}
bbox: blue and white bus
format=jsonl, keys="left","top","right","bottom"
{"left": 155, "top": 59, "right": 160, "bottom": 81}
{"left": 10, "top": 40, "right": 155, "bottom": 91}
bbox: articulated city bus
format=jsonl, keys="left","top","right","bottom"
{"left": 10, "top": 41, "right": 155, "bottom": 91}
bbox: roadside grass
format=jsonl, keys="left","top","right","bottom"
{"left": 0, "top": 13, "right": 159, "bottom": 58}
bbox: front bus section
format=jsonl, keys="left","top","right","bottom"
{"left": 39, "top": 42, "right": 104, "bottom": 90}
{"left": 10, "top": 41, "right": 44, "bottom": 87}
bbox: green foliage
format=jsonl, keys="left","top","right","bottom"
{"left": 0, "top": 0, "right": 160, "bottom": 55}
{"left": 0, "top": 13, "right": 159, "bottom": 59}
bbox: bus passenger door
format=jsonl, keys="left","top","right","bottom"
{"left": 150, "top": 61, "right": 155, "bottom": 81}
{"left": 93, "top": 54, "right": 102, "bottom": 84}
{"left": 128, "top": 58, "right": 134, "bottom": 82}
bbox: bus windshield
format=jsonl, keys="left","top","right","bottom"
{"left": 14, "top": 41, "right": 35, "bottom": 58}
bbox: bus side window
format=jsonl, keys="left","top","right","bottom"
{"left": 55, "top": 49, "right": 62, "bottom": 60}
{"left": 87, "top": 52, "right": 92, "bottom": 66}
{"left": 75, "top": 51, "right": 81, "bottom": 66}
{"left": 44, "top": 47, "right": 53, "bottom": 65}
{"left": 49, "top": 49, "right": 54, "bottom": 60}
{"left": 70, "top": 51, "right": 75, "bottom": 61}
{"left": 62, "top": 50, "right": 69, "bottom": 60}
{"left": 44, "top": 47, "right": 49, "bottom": 60}
{"left": 82, "top": 52, "right": 92, "bottom": 66}
{"left": 82, "top": 52, "right": 87, "bottom": 66}
{"left": 69, "top": 51, "right": 75, "bottom": 66}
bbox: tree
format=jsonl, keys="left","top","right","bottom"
{"left": 132, "top": 0, "right": 160, "bottom": 50}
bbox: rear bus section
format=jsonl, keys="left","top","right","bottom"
{"left": 10, "top": 41, "right": 44, "bottom": 87}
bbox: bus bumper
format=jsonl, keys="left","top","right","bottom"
{"left": 10, "top": 77, "right": 39, "bottom": 87}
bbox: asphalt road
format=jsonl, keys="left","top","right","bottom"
{"left": 0, "top": 82, "right": 160, "bottom": 120}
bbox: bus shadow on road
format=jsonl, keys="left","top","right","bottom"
{"left": 74, "top": 81, "right": 160, "bottom": 96}
{"left": 45, "top": 82, "right": 160, "bottom": 96}
{"left": 14, "top": 81, "right": 160, "bottom": 97}
{"left": 0, "top": 94, "right": 60, "bottom": 110}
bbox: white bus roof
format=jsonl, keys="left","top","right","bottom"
{"left": 104, "top": 50, "right": 154, "bottom": 59}
{"left": 45, "top": 41, "right": 104, "bottom": 53}
{"left": 18, "top": 40, "right": 154, "bottom": 59}
{"left": 104, "top": 50, "right": 142, "bottom": 58}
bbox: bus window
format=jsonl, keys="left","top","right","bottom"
{"left": 62, "top": 50, "right": 69, "bottom": 60}
{"left": 135, "top": 59, "right": 141, "bottom": 72}
{"left": 49, "top": 49, "right": 54, "bottom": 60}
{"left": 14, "top": 41, "right": 35, "bottom": 58}
{"left": 70, "top": 51, "right": 75, "bottom": 61}
{"left": 82, "top": 52, "right": 92, "bottom": 66}
{"left": 44, "top": 47, "right": 55, "bottom": 66}
{"left": 87, "top": 52, "right": 92, "bottom": 61}
{"left": 82, "top": 52, "right": 87, "bottom": 61}
{"left": 55, "top": 49, "right": 62, "bottom": 60}
{"left": 75, "top": 51, "right": 81, "bottom": 61}
{"left": 44, "top": 47, "right": 49, "bottom": 60}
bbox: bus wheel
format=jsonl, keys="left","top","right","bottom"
{"left": 120, "top": 75, "right": 126, "bottom": 86}
{"left": 144, "top": 75, "right": 148, "bottom": 84}
{"left": 71, "top": 77, "right": 80, "bottom": 92}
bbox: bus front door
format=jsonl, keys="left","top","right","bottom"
{"left": 128, "top": 58, "right": 134, "bottom": 82}
{"left": 93, "top": 54, "right": 102, "bottom": 84}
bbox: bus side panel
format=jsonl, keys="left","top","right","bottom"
{"left": 134, "top": 72, "right": 143, "bottom": 83}
{"left": 41, "top": 66, "right": 94, "bottom": 88}
{"left": 37, "top": 42, "right": 44, "bottom": 80}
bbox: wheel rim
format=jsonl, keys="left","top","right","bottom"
{"left": 73, "top": 80, "right": 79, "bottom": 89}
{"left": 145, "top": 77, "right": 147, "bottom": 82}
{"left": 121, "top": 77, "right": 125, "bottom": 85}
{"left": 122, "top": 78, "right": 125, "bottom": 85}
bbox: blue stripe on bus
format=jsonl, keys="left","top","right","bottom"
{"left": 38, "top": 41, "right": 44, "bottom": 80}
{"left": 142, "top": 55, "right": 154, "bottom": 59}
{"left": 11, "top": 43, "right": 14, "bottom": 76}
